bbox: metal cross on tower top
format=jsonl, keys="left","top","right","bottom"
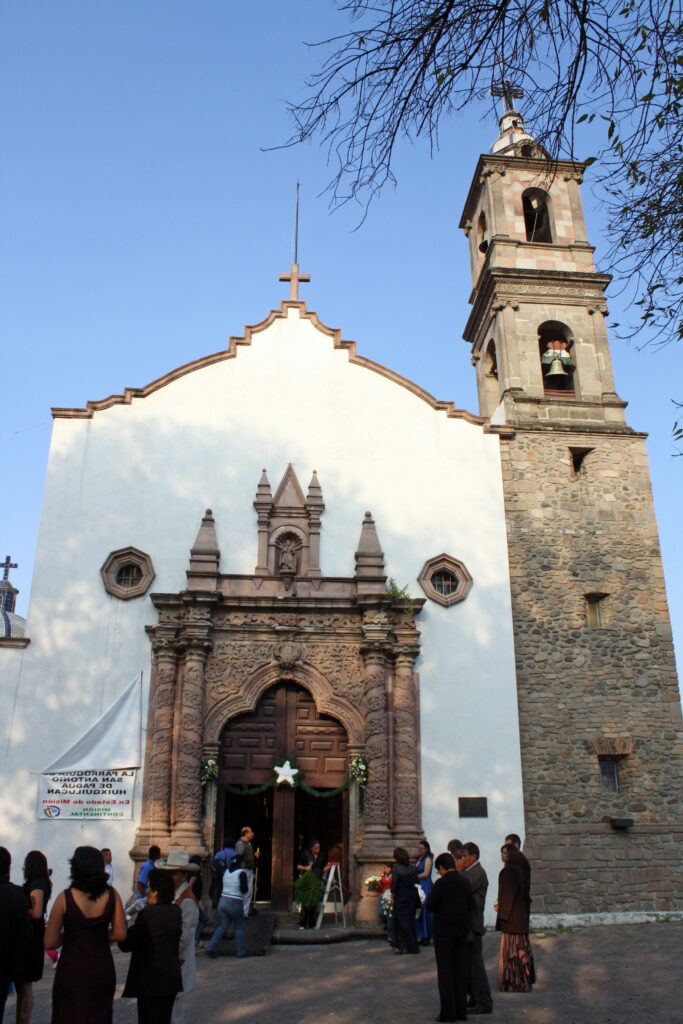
{"left": 1, "top": 555, "right": 18, "bottom": 581}
{"left": 491, "top": 78, "right": 525, "bottom": 114}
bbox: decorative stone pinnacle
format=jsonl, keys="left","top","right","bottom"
{"left": 354, "top": 511, "right": 386, "bottom": 580}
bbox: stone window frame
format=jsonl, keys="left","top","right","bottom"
{"left": 101, "top": 546, "right": 155, "bottom": 600}
{"left": 585, "top": 592, "right": 609, "bottom": 628}
{"left": 590, "top": 735, "right": 632, "bottom": 794}
{"left": 417, "top": 554, "right": 473, "bottom": 607}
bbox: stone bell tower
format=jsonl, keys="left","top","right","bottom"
{"left": 459, "top": 100, "right": 683, "bottom": 919}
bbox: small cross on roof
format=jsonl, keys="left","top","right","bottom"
{"left": 279, "top": 263, "right": 310, "bottom": 301}
{"left": 1, "top": 555, "right": 18, "bottom": 582}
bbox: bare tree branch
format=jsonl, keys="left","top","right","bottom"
{"left": 281, "top": 0, "right": 683, "bottom": 345}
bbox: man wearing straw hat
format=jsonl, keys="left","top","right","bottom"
{"left": 155, "top": 850, "right": 200, "bottom": 1024}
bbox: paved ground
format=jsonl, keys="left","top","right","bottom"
{"left": 13, "top": 922, "right": 682, "bottom": 1023}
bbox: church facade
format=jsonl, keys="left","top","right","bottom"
{"left": 1, "top": 112, "right": 681, "bottom": 922}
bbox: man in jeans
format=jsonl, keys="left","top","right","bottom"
{"left": 235, "top": 826, "right": 256, "bottom": 916}
{"left": 206, "top": 854, "right": 248, "bottom": 958}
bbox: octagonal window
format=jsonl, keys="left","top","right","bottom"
{"left": 418, "top": 554, "right": 472, "bottom": 607}
{"left": 101, "top": 546, "right": 155, "bottom": 600}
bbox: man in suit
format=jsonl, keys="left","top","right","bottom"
{"left": 505, "top": 833, "right": 531, "bottom": 913}
{"left": 0, "top": 847, "right": 32, "bottom": 1024}
{"left": 426, "top": 852, "right": 475, "bottom": 1023}
{"left": 462, "top": 842, "right": 493, "bottom": 1016}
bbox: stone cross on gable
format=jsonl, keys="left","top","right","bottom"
{"left": 279, "top": 263, "right": 310, "bottom": 301}
{"left": 491, "top": 78, "right": 525, "bottom": 113}
{"left": 1, "top": 555, "right": 18, "bottom": 581}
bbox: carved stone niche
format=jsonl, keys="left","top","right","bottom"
{"left": 253, "top": 464, "right": 325, "bottom": 577}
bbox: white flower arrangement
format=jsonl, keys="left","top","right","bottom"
{"left": 200, "top": 757, "right": 218, "bottom": 785}
{"left": 380, "top": 890, "right": 393, "bottom": 915}
{"left": 349, "top": 754, "right": 368, "bottom": 788}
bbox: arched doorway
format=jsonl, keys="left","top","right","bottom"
{"left": 216, "top": 682, "right": 349, "bottom": 910}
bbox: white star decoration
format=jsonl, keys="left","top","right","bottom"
{"left": 273, "top": 759, "right": 299, "bottom": 787}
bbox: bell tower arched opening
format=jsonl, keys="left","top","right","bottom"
{"left": 522, "top": 188, "right": 553, "bottom": 242}
{"left": 538, "top": 321, "right": 576, "bottom": 395}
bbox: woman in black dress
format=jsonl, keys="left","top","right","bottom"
{"left": 15, "top": 850, "right": 52, "bottom": 1023}
{"left": 119, "top": 868, "right": 183, "bottom": 1024}
{"left": 495, "top": 843, "right": 535, "bottom": 992}
{"left": 390, "top": 847, "right": 420, "bottom": 955}
{"left": 44, "top": 846, "right": 127, "bottom": 1024}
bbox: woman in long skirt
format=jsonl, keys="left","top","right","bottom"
{"left": 495, "top": 843, "right": 535, "bottom": 992}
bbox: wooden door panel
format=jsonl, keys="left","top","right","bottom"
{"left": 218, "top": 682, "right": 348, "bottom": 909}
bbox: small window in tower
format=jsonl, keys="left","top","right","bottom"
{"left": 570, "top": 447, "right": 594, "bottom": 474}
{"left": 115, "top": 563, "right": 143, "bottom": 589}
{"left": 477, "top": 211, "right": 488, "bottom": 254}
{"left": 485, "top": 341, "right": 498, "bottom": 380}
{"left": 523, "top": 189, "right": 553, "bottom": 242}
{"left": 599, "top": 759, "right": 619, "bottom": 794}
{"left": 586, "top": 593, "right": 608, "bottom": 628}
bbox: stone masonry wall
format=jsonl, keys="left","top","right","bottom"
{"left": 500, "top": 428, "right": 683, "bottom": 914}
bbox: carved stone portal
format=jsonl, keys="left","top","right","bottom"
{"left": 133, "top": 475, "right": 424, "bottom": 920}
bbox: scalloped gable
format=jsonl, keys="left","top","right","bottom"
{"left": 51, "top": 299, "right": 512, "bottom": 436}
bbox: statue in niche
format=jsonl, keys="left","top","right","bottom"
{"left": 278, "top": 537, "right": 299, "bottom": 576}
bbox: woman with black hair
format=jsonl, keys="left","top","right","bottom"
{"left": 390, "top": 847, "right": 420, "bottom": 955}
{"left": 415, "top": 837, "right": 434, "bottom": 946}
{"left": 14, "top": 849, "right": 52, "bottom": 1023}
{"left": 119, "top": 868, "right": 182, "bottom": 1024}
{"left": 495, "top": 843, "right": 535, "bottom": 993}
{"left": 44, "top": 845, "right": 127, "bottom": 1024}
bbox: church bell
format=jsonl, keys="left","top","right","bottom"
{"left": 546, "top": 356, "right": 568, "bottom": 380}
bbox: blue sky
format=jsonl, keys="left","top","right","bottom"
{"left": 1, "top": 1, "right": 680, "bottom": 678}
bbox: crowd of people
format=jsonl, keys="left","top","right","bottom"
{"left": 1, "top": 827, "right": 533, "bottom": 1024}
{"left": 0, "top": 842, "right": 202, "bottom": 1024}
{"left": 375, "top": 832, "right": 534, "bottom": 1021}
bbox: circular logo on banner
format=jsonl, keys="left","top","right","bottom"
{"left": 43, "top": 805, "right": 61, "bottom": 818}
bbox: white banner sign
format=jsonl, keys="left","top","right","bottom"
{"left": 37, "top": 769, "right": 136, "bottom": 820}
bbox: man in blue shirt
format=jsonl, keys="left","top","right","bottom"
{"left": 136, "top": 845, "right": 161, "bottom": 898}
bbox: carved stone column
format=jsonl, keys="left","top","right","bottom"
{"left": 392, "top": 642, "right": 423, "bottom": 848}
{"left": 359, "top": 637, "right": 392, "bottom": 846}
{"left": 170, "top": 636, "right": 211, "bottom": 852}
{"left": 135, "top": 636, "right": 179, "bottom": 850}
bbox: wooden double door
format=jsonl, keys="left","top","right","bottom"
{"left": 217, "top": 683, "right": 348, "bottom": 909}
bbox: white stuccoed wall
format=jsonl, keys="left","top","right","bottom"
{"left": 0, "top": 305, "right": 524, "bottom": 919}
